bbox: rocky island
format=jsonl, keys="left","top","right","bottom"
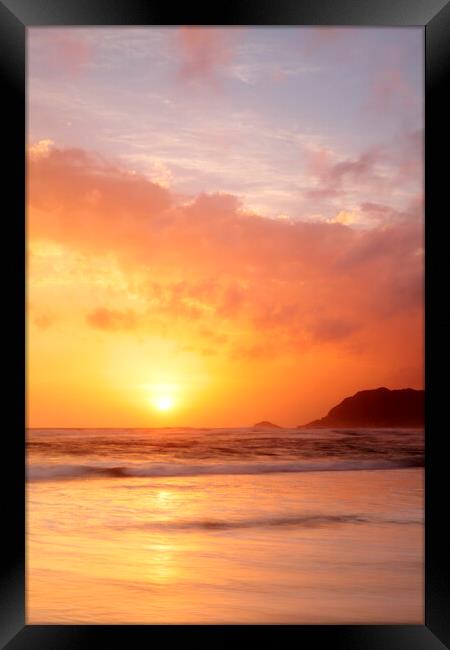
{"left": 299, "top": 387, "right": 424, "bottom": 428}
{"left": 253, "top": 421, "right": 282, "bottom": 429}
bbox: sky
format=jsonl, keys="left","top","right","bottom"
{"left": 27, "top": 27, "right": 424, "bottom": 427}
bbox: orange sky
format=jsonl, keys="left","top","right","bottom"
{"left": 27, "top": 28, "right": 424, "bottom": 427}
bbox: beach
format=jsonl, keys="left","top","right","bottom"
{"left": 27, "top": 427, "right": 423, "bottom": 624}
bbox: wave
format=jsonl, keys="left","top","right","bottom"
{"left": 27, "top": 457, "right": 423, "bottom": 482}
{"left": 112, "top": 513, "right": 423, "bottom": 532}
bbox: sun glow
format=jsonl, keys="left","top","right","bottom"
{"left": 141, "top": 379, "right": 186, "bottom": 417}
{"left": 152, "top": 395, "right": 175, "bottom": 412}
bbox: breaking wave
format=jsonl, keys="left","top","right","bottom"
{"left": 28, "top": 457, "right": 423, "bottom": 482}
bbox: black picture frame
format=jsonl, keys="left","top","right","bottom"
{"left": 1, "top": 0, "right": 449, "bottom": 647}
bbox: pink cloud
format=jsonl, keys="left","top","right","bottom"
{"left": 29, "top": 146, "right": 424, "bottom": 363}
{"left": 271, "top": 66, "right": 287, "bottom": 83}
{"left": 303, "top": 132, "right": 423, "bottom": 217}
{"left": 302, "top": 27, "right": 349, "bottom": 58}
{"left": 365, "top": 68, "right": 417, "bottom": 113}
{"left": 28, "top": 146, "right": 171, "bottom": 253}
{"left": 305, "top": 145, "right": 382, "bottom": 197}
{"left": 175, "top": 27, "right": 237, "bottom": 87}
{"left": 41, "top": 32, "right": 94, "bottom": 78}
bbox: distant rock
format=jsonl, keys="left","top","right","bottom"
{"left": 253, "top": 421, "right": 282, "bottom": 429}
{"left": 299, "top": 387, "right": 424, "bottom": 428}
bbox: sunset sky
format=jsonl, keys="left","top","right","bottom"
{"left": 27, "top": 27, "right": 424, "bottom": 427}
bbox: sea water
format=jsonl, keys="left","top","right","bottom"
{"left": 27, "top": 427, "right": 424, "bottom": 623}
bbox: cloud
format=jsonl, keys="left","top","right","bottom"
{"left": 304, "top": 145, "right": 382, "bottom": 200}
{"left": 28, "top": 139, "right": 55, "bottom": 159}
{"left": 31, "top": 311, "right": 57, "bottom": 331}
{"left": 28, "top": 144, "right": 171, "bottom": 252}
{"left": 28, "top": 145, "right": 424, "bottom": 362}
{"left": 327, "top": 210, "right": 361, "bottom": 226}
{"left": 33, "top": 30, "right": 94, "bottom": 78}
{"left": 365, "top": 68, "right": 417, "bottom": 113}
{"left": 302, "top": 133, "right": 423, "bottom": 224}
{"left": 86, "top": 308, "right": 139, "bottom": 332}
{"left": 303, "top": 27, "right": 347, "bottom": 57}
{"left": 175, "top": 27, "right": 237, "bottom": 87}
{"left": 311, "top": 317, "right": 361, "bottom": 343}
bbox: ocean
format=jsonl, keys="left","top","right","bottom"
{"left": 27, "top": 427, "right": 424, "bottom": 623}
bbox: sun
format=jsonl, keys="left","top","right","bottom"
{"left": 153, "top": 395, "right": 174, "bottom": 412}
{"left": 144, "top": 381, "right": 180, "bottom": 413}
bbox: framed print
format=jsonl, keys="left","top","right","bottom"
{"left": 1, "top": 0, "right": 449, "bottom": 648}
